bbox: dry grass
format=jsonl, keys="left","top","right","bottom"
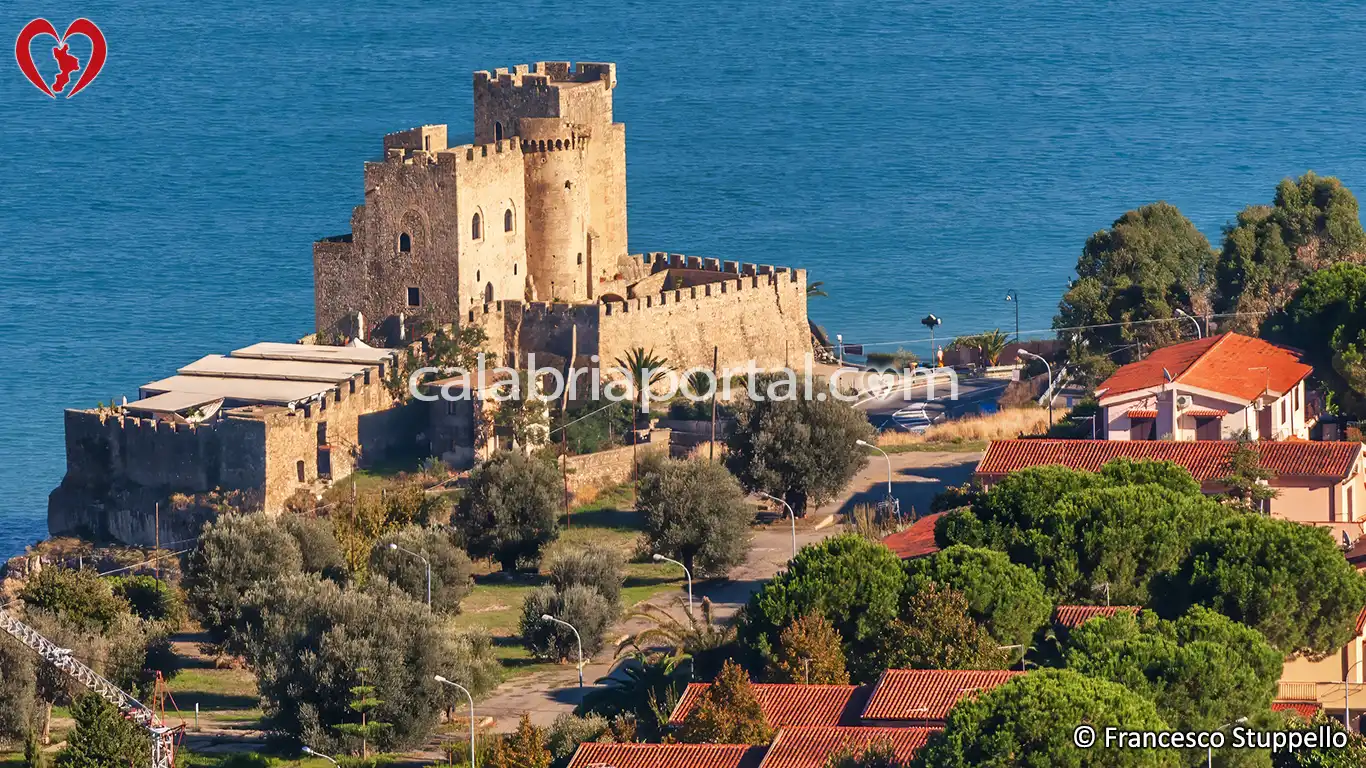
{"left": 878, "top": 407, "right": 1052, "bottom": 448}
{"left": 687, "top": 441, "right": 728, "bottom": 460}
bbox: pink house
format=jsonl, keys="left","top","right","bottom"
{"left": 1094, "top": 333, "right": 1313, "bottom": 442}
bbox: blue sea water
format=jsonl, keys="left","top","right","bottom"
{"left": 3, "top": 1, "right": 1365, "bottom": 557}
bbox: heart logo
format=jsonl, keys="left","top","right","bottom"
{"left": 15, "top": 18, "right": 106, "bottom": 99}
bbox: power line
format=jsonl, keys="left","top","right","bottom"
{"left": 830, "top": 311, "right": 1261, "bottom": 350}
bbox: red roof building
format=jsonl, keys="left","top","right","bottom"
{"left": 757, "top": 727, "right": 939, "bottom": 768}
{"left": 860, "top": 670, "right": 1023, "bottom": 723}
{"left": 881, "top": 512, "right": 945, "bottom": 560}
{"left": 1093, "top": 333, "right": 1313, "bottom": 442}
{"left": 567, "top": 744, "right": 763, "bottom": 768}
{"left": 1052, "top": 605, "right": 1140, "bottom": 629}
{"left": 669, "top": 683, "right": 868, "bottom": 727}
{"left": 975, "top": 438, "right": 1366, "bottom": 543}
{"left": 1271, "top": 701, "right": 1323, "bottom": 720}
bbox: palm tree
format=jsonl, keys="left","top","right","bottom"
{"left": 806, "top": 281, "right": 828, "bottom": 298}
{"left": 584, "top": 649, "right": 690, "bottom": 740}
{"left": 615, "top": 347, "right": 670, "bottom": 423}
{"left": 976, "top": 329, "right": 1010, "bottom": 366}
{"left": 620, "top": 597, "right": 736, "bottom": 680}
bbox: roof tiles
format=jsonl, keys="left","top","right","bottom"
{"left": 1052, "top": 605, "right": 1140, "bottom": 629}
{"left": 977, "top": 439, "right": 1362, "bottom": 482}
{"left": 1096, "top": 333, "right": 1311, "bottom": 403}
{"left": 567, "top": 743, "right": 762, "bottom": 768}
{"left": 670, "top": 683, "right": 865, "bottom": 727}
{"left": 881, "top": 513, "right": 945, "bottom": 560}
{"left": 861, "top": 670, "right": 1022, "bottom": 721}
{"left": 757, "top": 727, "right": 939, "bottom": 768}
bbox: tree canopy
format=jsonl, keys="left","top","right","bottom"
{"left": 677, "top": 660, "right": 773, "bottom": 745}
{"left": 1157, "top": 514, "right": 1366, "bottom": 656}
{"left": 910, "top": 669, "right": 1178, "bottom": 768}
{"left": 1054, "top": 202, "right": 1214, "bottom": 365}
{"left": 1061, "top": 607, "right": 1282, "bottom": 730}
{"left": 636, "top": 457, "right": 753, "bottom": 577}
{"left": 739, "top": 534, "right": 906, "bottom": 668}
{"left": 861, "top": 583, "right": 1007, "bottom": 682}
{"left": 184, "top": 512, "right": 304, "bottom": 654}
{"left": 766, "top": 613, "right": 850, "bottom": 685}
{"left": 368, "top": 526, "right": 474, "bottom": 614}
{"left": 1216, "top": 172, "right": 1366, "bottom": 331}
{"left": 726, "top": 375, "right": 874, "bottom": 516}
{"left": 1264, "top": 261, "right": 1366, "bottom": 414}
{"left": 455, "top": 451, "right": 561, "bottom": 571}
{"left": 904, "top": 545, "right": 1051, "bottom": 657}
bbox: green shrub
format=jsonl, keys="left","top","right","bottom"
{"left": 520, "top": 585, "right": 614, "bottom": 661}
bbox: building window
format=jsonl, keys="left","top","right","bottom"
{"left": 513, "top": 264, "right": 518, "bottom": 275}
{"left": 296, "top": 460, "right": 305, "bottom": 482}
{"left": 485, "top": 283, "right": 494, "bottom": 303}
{"left": 399, "top": 232, "right": 412, "bottom": 253}
{"left": 1281, "top": 398, "right": 1287, "bottom": 424}
{"left": 471, "top": 213, "right": 482, "bottom": 240}
{"left": 505, "top": 209, "right": 514, "bottom": 232}
{"left": 407, "top": 287, "right": 420, "bottom": 306}
{"left": 577, "top": 253, "right": 583, "bottom": 265}
{"left": 423, "top": 136, "right": 431, "bottom": 151}
{"left": 495, "top": 121, "right": 504, "bottom": 142}
{"left": 476, "top": 270, "right": 481, "bottom": 282}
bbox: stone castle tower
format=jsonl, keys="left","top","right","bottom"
{"left": 314, "top": 61, "right": 630, "bottom": 340}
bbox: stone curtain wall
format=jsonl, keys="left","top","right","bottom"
{"left": 560, "top": 429, "right": 670, "bottom": 494}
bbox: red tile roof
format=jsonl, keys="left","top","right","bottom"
{"left": 881, "top": 513, "right": 945, "bottom": 560}
{"left": 670, "top": 683, "right": 866, "bottom": 727}
{"left": 1126, "top": 409, "right": 1158, "bottom": 419}
{"left": 1052, "top": 605, "right": 1140, "bottom": 629}
{"left": 861, "top": 670, "right": 1023, "bottom": 721}
{"left": 1357, "top": 607, "right": 1366, "bottom": 636}
{"left": 757, "top": 727, "right": 939, "bottom": 768}
{"left": 1096, "top": 333, "right": 1311, "bottom": 403}
{"left": 1271, "top": 701, "right": 1323, "bottom": 720}
{"left": 1185, "top": 408, "right": 1229, "bottom": 418}
{"left": 568, "top": 744, "right": 762, "bottom": 768}
{"left": 976, "top": 439, "right": 1362, "bottom": 482}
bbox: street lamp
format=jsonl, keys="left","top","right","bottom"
{"left": 434, "top": 675, "right": 477, "bottom": 768}
{"left": 541, "top": 614, "right": 585, "bottom": 693}
{"left": 1209, "top": 718, "right": 1248, "bottom": 767}
{"left": 756, "top": 491, "right": 797, "bottom": 561}
{"left": 1346, "top": 659, "right": 1366, "bottom": 734}
{"left": 1072, "top": 414, "right": 1097, "bottom": 440}
{"left": 301, "top": 746, "right": 339, "bottom": 766}
{"left": 385, "top": 542, "right": 431, "bottom": 610}
{"left": 1175, "top": 308, "right": 1202, "bottom": 339}
{"left": 1004, "top": 290, "right": 1019, "bottom": 342}
{"left": 856, "top": 439, "right": 894, "bottom": 505}
{"left": 651, "top": 554, "right": 694, "bottom": 618}
{"left": 1016, "top": 349, "right": 1053, "bottom": 426}
{"left": 996, "top": 644, "right": 1028, "bottom": 671}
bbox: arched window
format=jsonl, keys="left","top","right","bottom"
{"left": 504, "top": 209, "right": 514, "bottom": 232}
{"left": 471, "top": 213, "right": 482, "bottom": 240}
{"left": 296, "top": 460, "right": 306, "bottom": 482}
{"left": 495, "top": 121, "right": 504, "bottom": 142}
{"left": 398, "top": 232, "right": 412, "bottom": 253}
{"left": 476, "top": 270, "right": 481, "bottom": 282}
{"left": 485, "top": 283, "right": 494, "bottom": 303}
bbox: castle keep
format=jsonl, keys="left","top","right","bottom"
{"left": 314, "top": 61, "right": 811, "bottom": 373}
{"left": 50, "top": 61, "right": 814, "bottom": 547}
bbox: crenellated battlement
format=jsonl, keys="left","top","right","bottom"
{"left": 520, "top": 135, "right": 590, "bottom": 153}
{"left": 473, "top": 61, "right": 616, "bottom": 90}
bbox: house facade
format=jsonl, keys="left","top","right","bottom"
{"left": 1279, "top": 610, "right": 1366, "bottom": 730}
{"left": 1094, "top": 333, "right": 1313, "bottom": 442}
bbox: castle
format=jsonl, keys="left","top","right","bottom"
{"left": 314, "top": 61, "right": 812, "bottom": 373}
{"left": 48, "top": 61, "right": 814, "bottom": 547}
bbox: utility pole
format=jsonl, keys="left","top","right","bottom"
{"left": 710, "top": 346, "right": 718, "bottom": 462}
{"left": 154, "top": 502, "right": 160, "bottom": 583}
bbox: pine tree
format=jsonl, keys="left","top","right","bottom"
{"left": 1217, "top": 431, "right": 1278, "bottom": 510}
{"left": 768, "top": 613, "right": 849, "bottom": 684}
{"left": 678, "top": 660, "right": 773, "bottom": 745}
{"left": 333, "top": 668, "right": 391, "bottom": 758}
{"left": 56, "top": 694, "right": 148, "bottom": 768}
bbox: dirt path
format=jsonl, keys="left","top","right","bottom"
{"left": 479, "top": 449, "right": 981, "bottom": 730}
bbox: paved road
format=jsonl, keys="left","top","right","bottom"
{"left": 856, "top": 374, "right": 1008, "bottom": 431}
{"left": 477, "top": 449, "right": 981, "bottom": 731}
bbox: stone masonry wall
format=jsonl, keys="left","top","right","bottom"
{"left": 560, "top": 430, "right": 669, "bottom": 495}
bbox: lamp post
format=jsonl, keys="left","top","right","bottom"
{"left": 301, "top": 746, "right": 339, "bottom": 766}
{"left": 757, "top": 492, "right": 797, "bottom": 561}
{"left": 1017, "top": 349, "right": 1053, "bottom": 426}
{"left": 435, "top": 675, "right": 477, "bottom": 768}
{"left": 856, "top": 439, "right": 894, "bottom": 503}
{"left": 541, "top": 614, "right": 585, "bottom": 693}
{"left": 1175, "top": 308, "right": 1202, "bottom": 339}
{"left": 386, "top": 542, "right": 431, "bottom": 610}
{"left": 1004, "top": 290, "right": 1019, "bottom": 342}
{"left": 1072, "top": 414, "right": 1097, "bottom": 439}
{"left": 1209, "top": 718, "right": 1248, "bottom": 767}
{"left": 1346, "top": 659, "right": 1366, "bottom": 734}
{"left": 651, "top": 554, "right": 694, "bottom": 618}
{"left": 921, "top": 315, "right": 942, "bottom": 366}
{"left": 996, "top": 644, "right": 1028, "bottom": 671}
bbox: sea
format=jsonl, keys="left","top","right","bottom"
{"left": 3, "top": 0, "right": 1365, "bottom": 558}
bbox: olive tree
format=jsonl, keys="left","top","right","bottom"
{"left": 455, "top": 452, "right": 560, "bottom": 571}
{"left": 369, "top": 526, "right": 474, "bottom": 614}
{"left": 637, "top": 458, "right": 752, "bottom": 577}
{"left": 184, "top": 513, "right": 304, "bottom": 653}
